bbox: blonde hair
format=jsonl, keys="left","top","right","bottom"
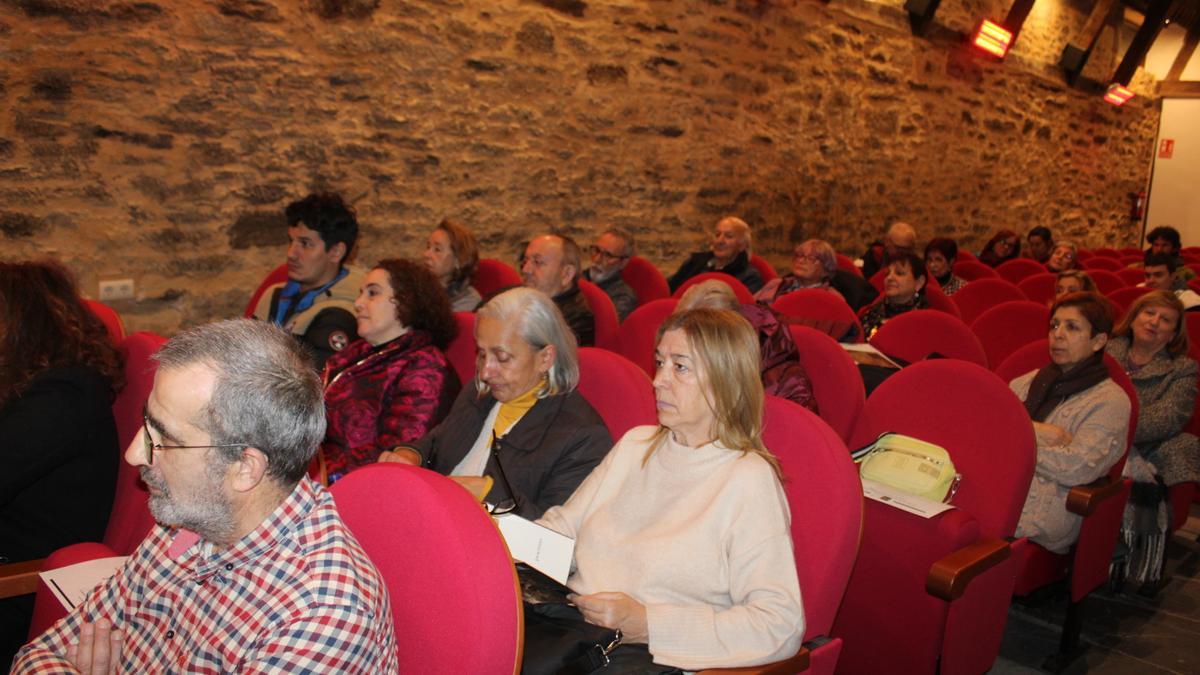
{"left": 1114, "top": 290, "right": 1190, "bottom": 358}
{"left": 676, "top": 279, "right": 739, "bottom": 313}
{"left": 643, "top": 308, "right": 781, "bottom": 479}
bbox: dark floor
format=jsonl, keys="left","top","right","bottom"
{"left": 994, "top": 503, "right": 1200, "bottom": 674}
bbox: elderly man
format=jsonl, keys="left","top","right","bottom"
{"left": 13, "top": 320, "right": 397, "bottom": 674}
{"left": 582, "top": 228, "right": 638, "bottom": 321}
{"left": 667, "top": 216, "right": 764, "bottom": 293}
{"left": 1142, "top": 252, "right": 1200, "bottom": 311}
{"left": 521, "top": 233, "right": 595, "bottom": 347}
{"left": 860, "top": 221, "right": 917, "bottom": 280}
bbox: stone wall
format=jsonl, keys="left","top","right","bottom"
{"left": 0, "top": 0, "right": 1160, "bottom": 334}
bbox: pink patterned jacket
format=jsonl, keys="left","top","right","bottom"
{"left": 320, "top": 330, "right": 460, "bottom": 481}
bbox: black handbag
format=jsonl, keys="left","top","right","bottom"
{"left": 522, "top": 602, "right": 622, "bottom": 675}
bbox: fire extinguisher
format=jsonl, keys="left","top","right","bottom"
{"left": 1130, "top": 191, "right": 1146, "bottom": 221}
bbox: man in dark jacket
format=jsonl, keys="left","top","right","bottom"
{"left": 521, "top": 233, "right": 595, "bottom": 347}
{"left": 667, "top": 216, "right": 764, "bottom": 293}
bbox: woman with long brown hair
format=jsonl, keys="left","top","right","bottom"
{"left": 0, "top": 260, "right": 123, "bottom": 663}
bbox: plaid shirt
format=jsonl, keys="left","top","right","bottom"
{"left": 14, "top": 478, "right": 397, "bottom": 674}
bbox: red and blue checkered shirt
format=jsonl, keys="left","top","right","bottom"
{"left": 14, "top": 478, "right": 398, "bottom": 674}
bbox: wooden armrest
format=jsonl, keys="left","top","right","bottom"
{"left": 925, "top": 538, "right": 1010, "bottom": 601}
{"left": 698, "top": 645, "right": 810, "bottom": 674}
{"left": 0, "top": 558, "right": 46, "bottom": 600}
{"left": 1066, "top": 476, "right": 1122, "bottom": 516}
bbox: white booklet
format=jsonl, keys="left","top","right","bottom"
{"left": 493, "top": 513, "right": 575, "bottom": 585}
{"left": 841, "top": 342, "right": 903, "bottom": 368}
{"left": 39, "top": 556, "right": 129, "bottom": 610}
{"left": 861, "top": 479, "right": 956, "bottom": 519}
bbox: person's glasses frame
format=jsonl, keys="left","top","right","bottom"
{"left": 141, "top": 413, "right": 247, "bottom": 466}
{"left": 588, "top": 245, "right": 629, "bottom": 263}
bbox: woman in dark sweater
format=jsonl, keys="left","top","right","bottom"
{"left": 0, "top": 260, "right": 123, "bottom": 663}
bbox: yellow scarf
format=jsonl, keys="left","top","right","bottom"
{"left": 490, "top": 378, "right": 544, "bottom": 445}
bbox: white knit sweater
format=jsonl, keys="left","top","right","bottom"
{"left": 538, "top": 426, "right": 805, "bottom": 670}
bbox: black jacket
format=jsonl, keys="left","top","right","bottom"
{"left": 409, "top": 388, "right": 612, "bottom": 518}
{"left": 667, "top": 250, "right": 764, "bottom": 293}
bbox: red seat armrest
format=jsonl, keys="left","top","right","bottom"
{"left": 0, "top": 558, "right": 46, "bottom": 599}
{"left": 1066, "top": 477, "right": 1123, "bottom": 517}
{"left": 698, "top": 645, "right": 811, "bottom": 674}
{"left": 925, "top": 538, "right": 1011, "bottom": 601}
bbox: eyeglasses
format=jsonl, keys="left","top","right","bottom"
{"left": 142, "top": 414, "right": 247, "bottom": 466}
{"left": 793, "top": 253, "right": 821, "bottom": 262}
{"left": 588, "top": 245, "right": 628, "bottom": 262}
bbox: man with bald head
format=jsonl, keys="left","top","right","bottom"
{"left": 861, "top": 221, "right": 917, "bottom": 280}
{"left": 522, "top": 233, "right": 595, "bottom": 346}
{"left": 667, "top": 216, "right": 764, "bottom": 293}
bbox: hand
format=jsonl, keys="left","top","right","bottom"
{"left": 569, "top": 591, "right": 648, "bottom": 643}
{"left": 1033, "top": 422, "right": 1073, "bottom": 447}
{"left": 377, "top": 448, "right": 422, "bottom": 465}
{"left": 65, "top": 618, "right": 123, "bottom": 674}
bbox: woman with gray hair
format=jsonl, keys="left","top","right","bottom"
{"left": 753, "top": 239, "right": 843, "bottom": 303}
{"left": 386, "top": 287, "right": 611, "bottom": 518}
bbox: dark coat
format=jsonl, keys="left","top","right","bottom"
{"left": 553, "top": 285, "right": 596, "bottom": 348}
{"left": 408, "top": 388, "right": 612, "bottom": 518}
{"left": 667, "top": 251, "right": 764, "bottom": 293}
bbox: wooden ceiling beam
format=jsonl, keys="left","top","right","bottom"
{"left": 1164, "top": 19, "right": 1200, "bottom": 82}
{"left": 1160, "top": 80, "right": 1200, "bottom": 96}
{"left": 1060, "top": 0, "right": 1120, "bottom": 84}
{"left": 1113, "top": 0, "right": 1174, "bottom": 84}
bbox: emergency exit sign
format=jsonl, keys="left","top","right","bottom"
{"left": 1159, "top": 139, "right": 1174, "bottom": 159}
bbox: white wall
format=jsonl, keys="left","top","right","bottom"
{"left": 1147, "top": 99, "right": 1200, "bottom": 246}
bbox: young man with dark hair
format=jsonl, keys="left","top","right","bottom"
{"left": 252, "top": 193, "right": 365, "bottom": 368}
{"left": 1141, "top": 251, "right": 1200, "bottom": 311}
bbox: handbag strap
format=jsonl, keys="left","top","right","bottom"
{"left": 559, "top": 630, "right": 623, "bottom": 675}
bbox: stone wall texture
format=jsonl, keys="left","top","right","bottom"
{"left": 0, "top": 0, "right": 1161, "bottom": 335}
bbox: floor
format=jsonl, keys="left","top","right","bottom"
{"left": 994, "top": 503, "right": 1200, "bottom": 674}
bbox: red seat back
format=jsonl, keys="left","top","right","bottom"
{"left": 620, "top": 256, "right": 669, "bottom": 307}
{"left": 473, "top": 258, "right": 522, "bottom": 300}
{"left": 870, "top": 309, "right": 987, "bottom": 368}
{"left": 771, "top": 289, "right": 864, "bottom": 343}
{"left": 616, "top": 299, "right": 678, "bottom": 377}
{"left": 444, "top": 312, "right": 477, "bottom": 386}
{"left": 1017, "top": 272, "right": 1058, "bottom": 306}
{"left": 104, "top": 332, "right": 166, "bottom": 554}
{"left": 1088, "top": 269, "right": 1126, "bottom": 294}
{"left": 995, "top": 258, "right": 1047, "bottom": 284}
{"left": 950, "top": 278, "right": 1027, "bottom": 325}
{"left": 1093, "top": 248, "right": 1123, "bottom": 259}
{"left": 750, "top": 254, "right": 778, "bottom": 282}
{"left": 971, "top": 301, "right": 1049, "bottom": 371}
{"left": 923, "top": 285, "right": 962, "bottom": 320}
{"left": 671, "top": 272, "right": 754, "bottom": 304}
{"left": 1082, "top": 256, "right": 1123, "bottom": 272}
{"left": 84, "top": 300, "right": 126, "bottom": 343}
{"left": 1117, "top": 268, "right": 1145, "bottom": 286}
{"left": 1106, "top": 286, "right": 1155, "bottom": 317}
{"left": 952, "top": 260, "right": 998, "bottom": 281}
{"left": 331, "top": 464, "right": 522, "bottom": 674}
{"left": 787, "top": 326, "right": 864, "bottom": 442}
{"left": 836, "top": 254, "right": 862, "bottom": 277}
{"left": 576, "top": 348, "right": 657, "bottom": 441}
{"left": 577, "top": 280, "right": 619, "bottom": 350}
{"left": 243, "top": 263, "right": 289, "bottom": 317}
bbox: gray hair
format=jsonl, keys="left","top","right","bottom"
{"left": 476, "top": 287, "right": 579, "bottom": 397}
{"left": 154, "top": 319, "right": 325, "bottom": 486}
{"left": 718, "top": 216, "right": 752, "bottom": 254}
{"left": 676, "top": 279, "right": 739, "bottom": 313}
{"left": 602, "top": 228, "right": 636, "bottom": 258}
{"left": 800, "top": 238, "right": 838, "bottom": 281}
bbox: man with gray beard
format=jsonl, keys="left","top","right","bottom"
{"left": 582, "top": 228, "right": 638, "bottom": 321}
{"left": 14, "top": 320, "right": 397, "bottom": 674}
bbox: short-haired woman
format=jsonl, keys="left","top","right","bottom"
{"left": 1054, "top": 269, "right": 1095, "bottom": 300}
{"left": 925, "top": 237, "right": 967, "bottom": 296}
{"left": 391, "top": 287, "right": 611, "bottom": 518}
{"left": 535, "top": 308, "right": 804, "bottom": 670}
{"left": 754, "top": 239, "right": 842, "bottom": 303}
{"left": 1107, "top": 291, "right": 1199, "bottom": 588}
{"left": 423, "top": 218, "right": 482, "bottom": 311}
{"left": 859, "top": 251, "right": 929, "bottom": 340}
{"left": 1009, "top": 292, "right": 1131, "bottom": 553}
{"left": 1046, "top": 241, "right": 1079, "bottom": 274}
{"left": 320, "top": 259, "right": 460, "bottom": 483}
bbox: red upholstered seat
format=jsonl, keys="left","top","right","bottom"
{"left": 616, "top": 298, "right": 678, "bottom": 377}
{"left": 957, "top": 250, "right": 979, "bottom": 262}
{"left": 28, "top": 332, "right": 166, "bottom": 637}
{"left": 1117, "top": 267, "right": 1146, "bottom": 286}
{"left": 620, "top": 255, "right": 669, "bottom": 307}
{"left": 972, "top": 301, "right": 1049, "bottom": 370}
{"left": 952, "top": 260, "right": 998, "bottom": 281}
{"left": 771, "top": 289, "right": 864, "bottom": 343}
{"left": 995, "top": 258, "right": 1047, "bottom": 284}
{"left": 1082, "top": 256, "right": 1123, "bottom": 272}
{"left": 1093, "top": 247, "right": 1123, "bottom": 259}
{"left": 923, "top": 284, "right": 962, "bottom": 320}
{"left": 1088, "top": 269, "right": 1126, "bottom": 294}
{"left": 869, "top": 309, "right": 987, "bottom": 367}
{"left": 83, "top": 300, "right": 126, "bottom": 343}
{"left": 950, "top": 278, "right": 1027, "bottom": 325}
{"left": 243, "top": 263, "right": 289, "bottom": 317}
{"left": 576, "top": 347, "right": 656, "bottom": 441}
{"left": 445, "top": 312, "right": 477, "bottom": 385}
{"left": 1119, "top": 255, "right": 1143, "bottom": 266}
{"left": 1106, "top": 285, "right": 1155, "bottom": 317}
{"left": 832, "top": 360, "right": 1037, "bottom": 675}
{"left": 1076, "top": 248, "right": 1093, "bottom": 261}
{"left": 577, "top": 279, "right": 619, "bottom": 350}
{"left": 995, "top": 340, "right": 1136, "bottom": 671}
{"left": 1017, "top": 272, "right": 1058, "bottom": 306}
{"left": 331, "top": 464, "right": 522, "bottom": 674}
{"left": 1120, "top": 247, "right": 1143, "bottom": 256}
{"left": 750, "top": 254, "right": 778, "bottom": 282}
{"left": 787, "top": 326, "right": 864, "bottom": 443}
{"left": 672, "top": 272, "right": 754, "bottom": 304}
{"left": 836, "top": 254, "right": 862, "bottom": 277}
{"left": 473, "top": 258, "right": 522, "bottom": 300}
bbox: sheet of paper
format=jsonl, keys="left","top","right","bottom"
{"left": 861, "top": 479, "right": 956, "bottom": 519}
{"left": 39, "top": 556, "right": 129, "bottom": 611}
{"left": 840, "top": 343, "right": 902, "bottom": 369}
{"left": 494, "top": 513, "right": 574, "bottom": 585}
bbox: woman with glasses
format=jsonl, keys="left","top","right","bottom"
{"left": 533, "top": 308, "right": 804, "bottom": 670}
{"left": 753, "top": 238, "right": 843, "bottom": 303}
{"left": 0, "top": 260, "right": 123, "bottom": 664}
{"left": 318, "top": 259, "right": 460, "bottom": 484}
{"left": 387, "top": 287, "right": 611, "bottom": 518}
{"left": 1009, "top": 292, "right": 1130, "bottom": 554}
{"left": 422, "top": 218, "right": 482, "bottom": 312}
{"left": 978, "top": 229, "right": 1022, "bottom": 268}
